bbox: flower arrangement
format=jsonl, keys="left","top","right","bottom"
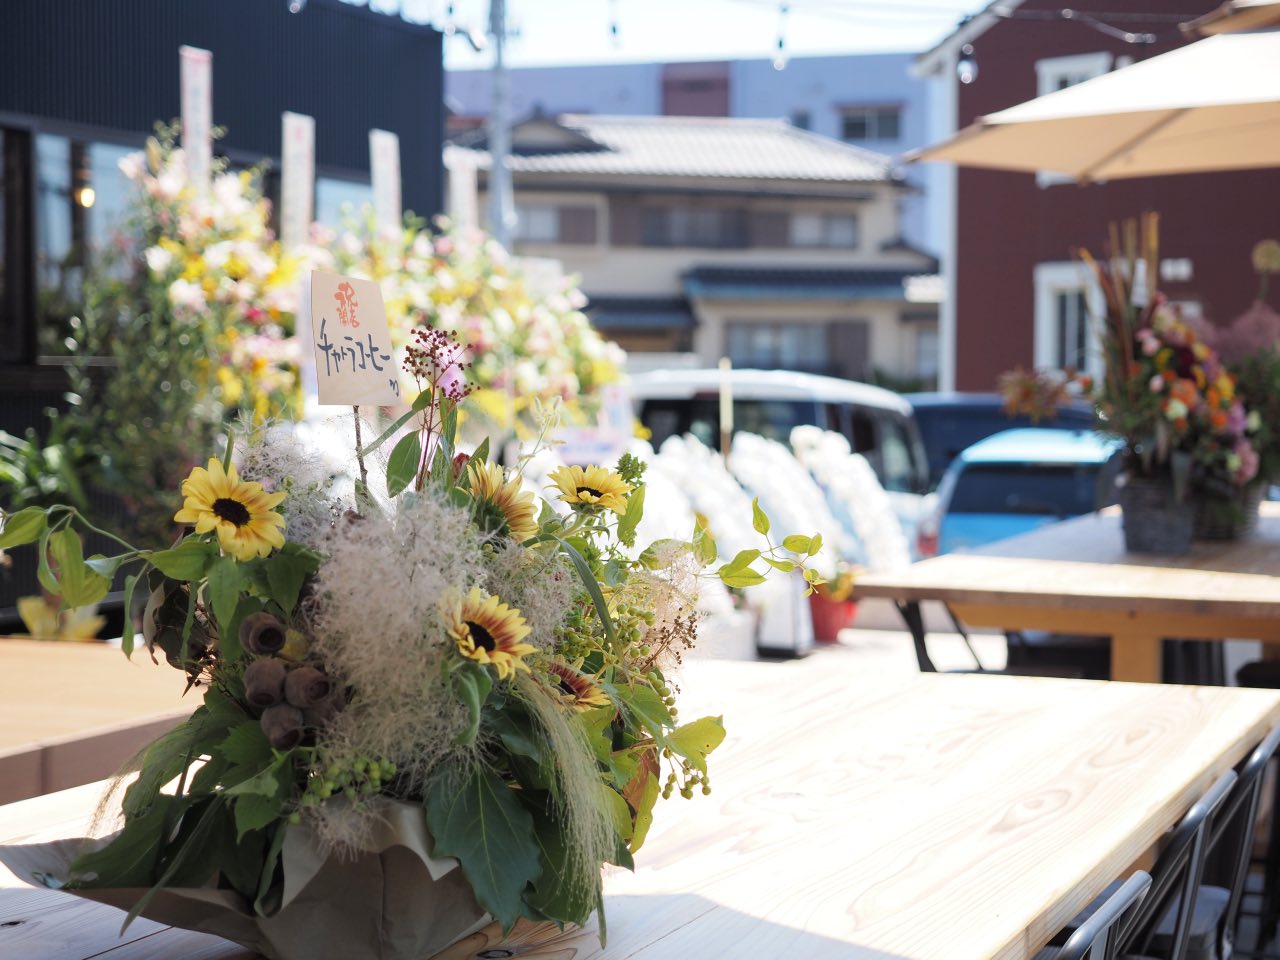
{"left": 1079, "top": 214, "right": 1258, "bottom": 497}
{"left": 0, "top": 329, "right": 819, "bottom": 958}
{"left": 328, "top": 212, "right": 625, "bottom": 435}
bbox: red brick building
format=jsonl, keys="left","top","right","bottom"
{"left": 916, "top": 0, "right": 1280, "bottom": 391}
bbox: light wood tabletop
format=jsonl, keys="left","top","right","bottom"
{"left": 3, "top": 658, "right": 1280, "bottom": 959}
{"left": 855, "top": 502, "right": 1280, "bottom": 683}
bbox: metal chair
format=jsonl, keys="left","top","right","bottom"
{"left": 1050, "top": 770, "right": 1237, "bottom": 960}
{"left": 1051, "top": 871, "right": 1153, "bottom": 960}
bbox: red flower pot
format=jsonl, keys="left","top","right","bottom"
{"left": 808, "top": 592, "right": 858, "bottom": 643}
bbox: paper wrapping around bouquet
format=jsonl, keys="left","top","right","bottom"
{"left": 0, "top": 799, "right": 492, "bottom": 960}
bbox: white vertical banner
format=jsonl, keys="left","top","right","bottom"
{"left": 280, "top": 111, "right": 315, "bottom": 249}
{"left": 444, "top": 146, "right": 479, "bottom": 229}
{"left": 179, "top": 45, "right": 213, "bottom": 190}
{"left": 369, "top": 129, "right": 402, "bottom": 231}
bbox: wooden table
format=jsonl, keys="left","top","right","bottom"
{"left": 856, "top": 503, "right": 1280, "bottom": 684}
{"left": 3, "top": 658, "right": 1280, "bottom": 959}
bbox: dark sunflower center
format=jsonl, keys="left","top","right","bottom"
{"left": 212, "top": 497, "right": 252, "bottom": 527}
{"left": 557, "top": 676, "right": 577, "bottom": 696}
{"left": 466, "top": 621, "right": 497, "bottom": 652}
{"left": 578, "top": 486, "right": 604, "bottom": 498}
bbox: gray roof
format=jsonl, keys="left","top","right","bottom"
{"left": 449, "top": 114, "right": 901, "bottom": 184}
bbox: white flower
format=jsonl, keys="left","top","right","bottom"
{"left": 1248, "top": 410, "right": 1262, "bottom": 432}
{"left": 144, "top": 245, "right": 174, "bottom": 275}
{"left": 117, "top": 151, "right": 145, "bottom": 181}
{"left": 168, "top": 278, "right": 206, "bottom": 312}
{"left": 1164, "top": 398, "right": 1189, "bottom": 420}
{"left": 203, "top": 241, "right": 233, "bottom": 270}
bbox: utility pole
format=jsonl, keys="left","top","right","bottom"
{"left": 485, "top": 0, "right": 514, "bottom": 249}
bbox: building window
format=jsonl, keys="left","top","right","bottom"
{"left": 1033, "top": 262, "right": 1103, "bottom": 379}
{"left": 790, "top": 212, "right": 859, "bottom": 249}
{"left": 1034, "top": 52, "right": 1111, "bottom": 186}
{"left": 511, "top": 203, "right": 598, "bottom": 245}
{"left": 316, "top": 175, "right": 373, "bottom": 227}
{"left": 839, "top": 106, "right": 901, "bottom": 142}
{"left": 726, "top": 322, "right": 828, "bottom": 373}
{"left": 642, "top": 206, "right": 745, "bottom": 248}
{"left": 915, "top": 326, "right": 939, "bottom": 381}
{"left": 515, "top": 203, "right": 558, "bottom": 242}
{"left": 35, "top": 134, "right": 136, "bottom": 355}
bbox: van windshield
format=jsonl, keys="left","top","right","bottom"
{"left": 948, "top": 463, "right": 1110, "bottom": 517}
{"left": 641, "top": 398, "right": 820, "bottom": 450}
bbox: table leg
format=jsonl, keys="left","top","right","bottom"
{"left": 1110, "top": 631, "right": 1163, "bottom": 684}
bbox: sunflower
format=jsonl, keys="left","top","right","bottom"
{"left": 173, "top": 457, "right": 286, "bottom": 562}
{"left": 444, "top": 587, "right": 536, "bottom": 680}
{"left": 548, "top": 465, "right": 631, "bottom": 513}
{"left": 467, "top": 461, "right": 539, "bottom": 542}
{"left": 545, "top": 661, "right": 610, "bottom": 712}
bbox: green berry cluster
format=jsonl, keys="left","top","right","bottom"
{"left": 294, "top": 754, "right": 398, "bottom": 822}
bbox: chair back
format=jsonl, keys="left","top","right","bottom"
{"left": 1207, "top": 724, "right": 1280, "bottom": 955}
{"left": 1056, "top": 871, "right": 1152, "bottom": 960}
{"left": 1119, "top": 769, "right": 1237, "bottom": 960}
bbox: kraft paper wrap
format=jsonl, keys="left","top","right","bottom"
{"left": 0, "top": 799, "right": 493, "bottom": 960}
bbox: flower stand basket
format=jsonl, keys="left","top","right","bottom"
{"left": 1193, "top": 483, "right": 1264, "bottom": 541}
{"left": 1118, "top": 476, "right": 1194, "bottom": 555}
{"left": 809, "top": 592, "right": 858, "bottom": 643}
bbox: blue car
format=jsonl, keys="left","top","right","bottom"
{"left": 917, "top": 428, "right": 1124, "bottom": 557}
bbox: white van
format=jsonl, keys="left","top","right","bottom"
{"left": 629, "top": 368, "right": 932, "bottom": 554}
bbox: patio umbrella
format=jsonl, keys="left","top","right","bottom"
{"left": 910, "top": 30, "right": 1280, "bottom": 181}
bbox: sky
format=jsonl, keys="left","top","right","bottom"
{"left": 343, "top": 0, "right": 985, "bottom": 70}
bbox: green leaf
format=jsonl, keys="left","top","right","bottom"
{"left": 50, "top": 528, "right": 110, "bottom": 608}
{"left": 637, "top": 538, "right": 689, "bottom": 570}
{"left": 234, "top": 793, "right": 284, "bottom": 842}
{"left": 254, "top": 823, "right": 288, "bottom": 917}
{"left": 264, "top": 545, "right": 318, "bottom": 617}
{"left": 615, "top": 682, "right": 673, "bottom": 737}
{"left": 559, "top": 537, "right": 618, "bottom": 650}
{"left": 84, "top": 554, "right": 127, "bottom": 579}
{"left": 121, "top": 797, "right": 224, "bottom": 932}
{"left": 386, "top": 431, "right": 422, "bottom": 498}
{"left": 762, "top": 556, "right": 796, "bottom": 572}
{"left": 36, "top": 524, "right": 58, "bottom": 595}
{"left": 206, "top": 556, "right": 243, "bottom": 633}
{"left": 360, "top": 407, "right": 417, "bottom": 455}
{"left": 425, "top": 765, "right": 542, "bottom": 931}
{"left": 525, "top": 818, "right": 598, "bottom": 927}
{"left": 147, "top": 538, "right": 215, "bottom": 581}
{"left": 781, "top": 534, "right": 813, "bottom": 555}
{"left": 470, "top": 437, "right": 491, "bottom": 467}
{"left": 628, "top": 773, "right": 661, "bottom": 854}
{"left": 599, "top": 783, "right": 633, "bottom": 841}
{"left": 219, "top": 721, "right": 274, "bottom": 768}
{"left": 121, "top": 571, "right": 141, "bottom": 658}
{"left": 751, "top": 498, "right": 770, "bottom": 536}
{"left": 70, "top": 795, "right": 176, "bottom": 888}
{"left": 719, "top": 568, "right": 767, "bottom": 588}
{"left": 808, "top": 533, "right": 823, "bottom": 556}
{"left": 616, "top": 484, "right": 645, "bottom": 549}
{"left": 691, "top": 516, "right": 717, "bottom": 566}
{"left": 223, "top": 759, "right": 284, "bottom": 798}
{"left": 0, "top": 506, "right": 46, "bottom": 550}
{"left": 666, "top": 716, "right": 726, "bottom": 776}
{"left": 452, "top": 663, "right": 493, "bottom": 746}
{"left": 411, "top": 389, "right": 435, "bottom": 413}
{"left": 721, "top": 548, "right": 760, "bottom": 574}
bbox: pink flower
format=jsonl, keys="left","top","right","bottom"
{"left": 1234, "top": 437, "right": 1260, "bottom": 485}
{"left": 1149, "top": 375, "right": 1164, "bottom": 393}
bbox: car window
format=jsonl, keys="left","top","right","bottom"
{"left": 914, "top": 405, "right": 1098, "bottom": 487}
{"left": 947, "top": 463, "right": 1109, "bottom": 517}
{"left": 639, "top": 398, "right": 820, "bottom": 450}
{"left": 874, "top": 412, "right": 920, "bottom": 494}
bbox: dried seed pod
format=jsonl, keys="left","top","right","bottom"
{"left": 302, "top": 693, "right": 344, "bottom": 729}
{"left": 284, "top": 665, "right": 333, "bottom": 709}
{"left": 244, "top": 658, "right": 287, "bottom": 708}
{"left": 240, "top": 612, "right": 287, "bottom": 656}
{"left": 260, "top": 703, "right": 305, "bottom": 750}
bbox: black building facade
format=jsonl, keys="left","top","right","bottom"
{"left": 0, "top": 0, "right": 444, "bottom": 394}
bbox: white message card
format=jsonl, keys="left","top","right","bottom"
{"left": 308, "top": 272, "right": 401, "bottom": 406}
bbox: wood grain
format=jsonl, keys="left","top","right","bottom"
{"left": 2, "top": 660, "right": 1279, "bottom": 959}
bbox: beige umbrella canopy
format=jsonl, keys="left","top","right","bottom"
{"left": 911, "top": 31, "right": 1280, "bottom": 181}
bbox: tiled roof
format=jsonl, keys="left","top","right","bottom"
{"left": 683, "top": 265, "right": 927, "bottom": 301}
{"left": 449, "top": 114, "right": 900, "bottom": 184}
